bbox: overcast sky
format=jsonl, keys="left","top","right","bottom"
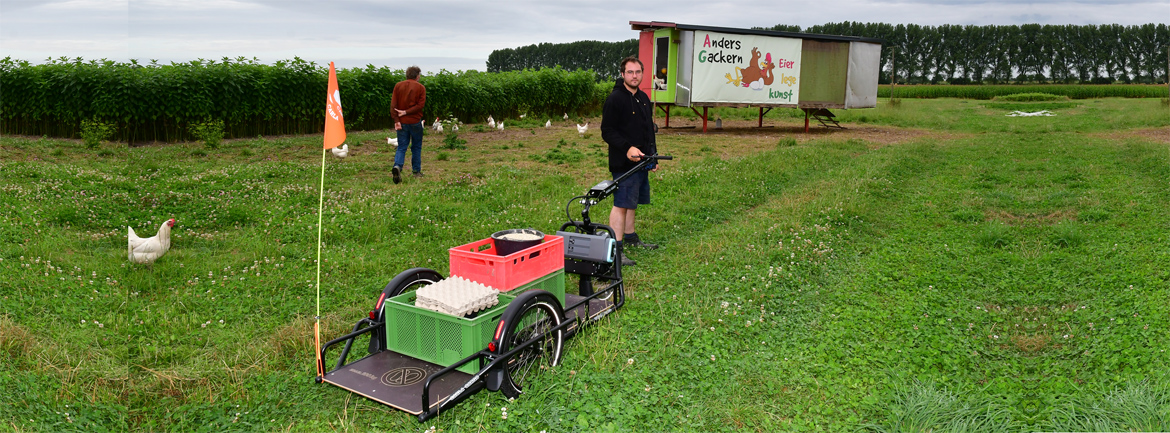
{"left": 2, "top": 0, "right": 1166, "bottom": 72}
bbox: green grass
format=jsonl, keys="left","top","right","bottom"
{"left": 879, "top": 84, "right": 1169, "bottom": 99}
{"left": 981, "top": 101, "right": 1082, "bottom": 111}
{"left": 832, "top": 97, "right": 1169, "bottom": 132}
{"left": 659, "top": 96, "right": 1168, "bottom": 134}
{"left": 1, "top": 99, "right": 1169, "bottom": 432}
{"left": 992, "top": 93, "right": 1069, "bottom": 102}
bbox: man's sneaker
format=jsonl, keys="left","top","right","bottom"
{"left": 624, "top": 239, "right": 659, "bottom": 250}
{"left": 392, "top": 166, "right": 402, "bottom": 184}
{"left": 412, "top": 171, "right": 424, "bottom": 178}
{"left": 619, "top": 254, "right": 636, "bottom": 267}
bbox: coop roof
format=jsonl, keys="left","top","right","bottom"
{"left": 629, "top": 21, "right": 884, "bottom": 45}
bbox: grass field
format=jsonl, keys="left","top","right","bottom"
{"left": 1, "top": 98, "right": 1168, "bottom": 432}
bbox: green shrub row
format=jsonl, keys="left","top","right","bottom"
{"left": 0, "top": 57, "right": 604, "bottom": 143}
{"left": 879, "top": 84, "right": 1169, "bottom": 100}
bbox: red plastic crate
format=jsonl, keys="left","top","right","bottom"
{"left": 449, "top": 234, "right": 564, "bottom": 291}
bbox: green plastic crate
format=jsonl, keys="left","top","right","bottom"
{"left": 514, "top": 269, "right": 565, "bottom": 305}
{"left": 385, "top": 292, "right": 514, "bottom": 374}
{"left": 384, "top": 269, "right": 566, "bottom": 374}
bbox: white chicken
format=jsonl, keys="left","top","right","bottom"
{"left": 1006, "top": 110, "right": 1055, "bottom": 117}
{"left": 331, "top": 144, "right": 348, "bottom": 158}
{"left": 576, "top": 123, "right": 588, "bottom": 134}
{"left": 487, "top": 116, "right": 496, "bottom": 129}
{"left": 544, "top": 120, "right": 551, "bottom": 128}
{"left": 436, "top": 123, "right": 444, "bottom": 133}
{"left": 497, "top": 121, "right": 504, "bottom": 131}
{"left": 387, "top": 137, "right": 398, "bottom": 146}
{"left": 128, "top": 218, "right": 175, "bottom": 264}
{"left": 563, "top": 113, "right": 569, "bottom": 120}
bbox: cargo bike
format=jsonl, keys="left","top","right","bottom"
{"left": 317, "top": 155, "right": 672, "bottom": 421}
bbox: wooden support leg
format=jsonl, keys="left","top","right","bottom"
{"left": 657, "top": 104, "right": 673, "bottom": 128}
{"left": 758, "top": 107, "right": 764, "bottom": 128}
{"left": 689, "top": 106, "right": 709, "bottom": 133}
{"left": 804, "top": 109, "right": 809, "bottom": 133}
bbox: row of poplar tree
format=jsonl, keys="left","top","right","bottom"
{"left": 487, "top": 22, "right": 1170, "bottom": 85}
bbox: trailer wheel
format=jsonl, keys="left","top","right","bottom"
{"left": 369, "top": 268, "right": 442, "bottom": 354}
{"left": 376, "top": 268, "right": 443, "bottom": 314}
{"left": 494, "top": 290, "right": 564, "bottom": 399}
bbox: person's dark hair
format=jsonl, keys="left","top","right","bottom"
{"left": 406, "top": 66, "right": 421, "bottom": 80}
{"left": 619, "top": 56, "right": 643, "bottom": 74}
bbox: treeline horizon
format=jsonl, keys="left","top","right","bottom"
{"left": 488, "top": 22, "right": 1169, "bottom": 85}
{"left": 487, "top": 39, "right": 639, "bottom": 81}
{"left": 767, "top": 22, "right": 1168, "bottom": 84}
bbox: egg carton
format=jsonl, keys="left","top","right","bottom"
{"left": 415, "top": 276, "right": 500, "bottom": 317}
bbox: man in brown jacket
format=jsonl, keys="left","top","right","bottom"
{"left": 390, "top": 66, "right": 427, "bottom": 184}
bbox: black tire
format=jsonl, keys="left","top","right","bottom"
{"left": 369, "top": 268, "right": 442, "bottom": 354}
{"left": 494, "top": 290, "right": 564, "bottom": 399}
{"left": 375, "top": 267, "right": 443, "bottom": 318}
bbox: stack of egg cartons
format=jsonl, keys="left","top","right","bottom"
{"left": 415, "top": 276, "right": 500, "bottom": 317}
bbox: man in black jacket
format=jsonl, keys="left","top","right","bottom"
{"left": 601, "top": 55, "right": 660, "bottom": 267}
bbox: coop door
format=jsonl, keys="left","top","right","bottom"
{"left": 655, "top": 36, "right": 670, "bottom": 91}
{"left": 651, "top": 28, "right": 679, "bottom": 104}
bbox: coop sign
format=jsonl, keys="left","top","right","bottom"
{"left": 691, "top": 31, "right": 802, "bottom": 105}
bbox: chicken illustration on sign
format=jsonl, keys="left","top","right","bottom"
{"left": 740, "top": 48, "right": 776, "bottom": 90}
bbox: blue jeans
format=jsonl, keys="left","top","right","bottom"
{"left": 395, "top": 122, "right": 423, "bottom": 172}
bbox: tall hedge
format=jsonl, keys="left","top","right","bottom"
{"left": 0, "top": 57, "right": 603, "bottom": 143}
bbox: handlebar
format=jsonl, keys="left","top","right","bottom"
{"left": 563, "top": 154, "right": 673, "bottom": 228}
{"left": 633, "top": 155, "right": 673, "bottom": 161}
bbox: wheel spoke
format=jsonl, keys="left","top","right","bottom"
{"left": 500, "top": 296, "right": 563, "bottom": 398}
{"left": 507, "top": 306, "right": 558, "bottom": 391}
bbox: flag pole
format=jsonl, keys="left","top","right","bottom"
{"left": 315, "top": 61, "right": 345, "bottom": 381}
{"left": 314, "top": 147, "right": 327, "bottom": 379}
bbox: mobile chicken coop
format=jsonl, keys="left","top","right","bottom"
{"left": 630, "top": 21, "right": 883, "bottom": 132}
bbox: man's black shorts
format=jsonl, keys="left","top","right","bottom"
{"left": 612, "top": 169, "right": 650, "bottom": 210}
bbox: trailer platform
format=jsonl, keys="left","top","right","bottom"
{"left": 321, "top": 350, "right": 471, "bottom": 415}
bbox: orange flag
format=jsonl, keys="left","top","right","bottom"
{"left": 323, "top": 62, "right": 346, "bottom": 149}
